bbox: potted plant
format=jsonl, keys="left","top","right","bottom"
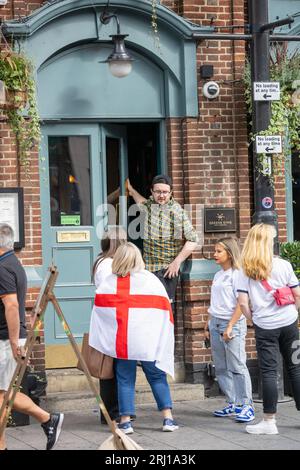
{"left": 0, "top": 51, "right": 41, "bottom": 177}
{"left": 0, "top": 52, "right": 29, "bottom": 108}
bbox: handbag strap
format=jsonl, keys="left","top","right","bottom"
{"left": 261, "top": 279, "right": 274, "bottom": 292}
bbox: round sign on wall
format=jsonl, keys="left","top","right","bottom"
{"left": 262, "top": 197, "right": 273, "bottom": 209}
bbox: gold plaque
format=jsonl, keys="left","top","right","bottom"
{"left": 57, "top": 231, "right": 90, "bottom": 243}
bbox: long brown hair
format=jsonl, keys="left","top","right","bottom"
{"left": 92, "top": 226, "right": 127, "bottom": 280}
{"left": 216, "top": 237, "right": 241, "bottom": 270}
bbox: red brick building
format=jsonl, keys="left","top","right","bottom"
{"left": 0, "top": 0, "right": 295, "bottom": 390}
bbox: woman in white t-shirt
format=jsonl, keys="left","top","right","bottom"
{"left": 91, "top": 226, "right": 127, "bottom": 424}
{"left": 205, "top": 237, "right": 254, "bottom": 422}
{"left": 238, "top": 223, "right": 300, "bottom": 435}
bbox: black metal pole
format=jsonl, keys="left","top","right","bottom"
{"left": 249, "top": 0, "right": 278, "bottom": 248}
{"left": 271, "top": 35, "right": 300, "bottom": 41}
{"left": 192, "top": 33, "right": 300, "bottom": 42}
{"left": 249, "top": 3, "right": 296, "bottom": 403}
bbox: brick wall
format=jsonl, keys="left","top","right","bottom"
{"left": 162, "top": 0, "right": 280, "bottom": 381}
{"left": 1, "top": 0, "right": 290, "bottom": 380}
{"left": 1, "top": 0, "right": 45, "bottom": 370}
{"left": 163, "top": 0, "right": 291, "bottom": 384}
{"left": 1, "top": 0, "right": 42, "bottom": 17}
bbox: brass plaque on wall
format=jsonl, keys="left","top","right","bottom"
{"left": 57, "top": 231, "right": 90, "bottom": 243}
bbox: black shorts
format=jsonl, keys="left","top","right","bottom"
{"left": 153, "top": 269, "right": 179, "bottom": 304}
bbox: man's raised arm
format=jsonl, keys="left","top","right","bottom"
{"left": 126, "top": 178, "right": 147, "bottom": 205}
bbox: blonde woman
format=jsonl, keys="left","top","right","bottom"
{"left": 205, "top": 237, "right": 254, "bottom": 422}
{"left": 92, "top": 226, "right": 126, "bottom": 424}
{"left": 238, "top": 224, "right": 300, "bottom": 435}
{"left": 89, "top": 242, "right": 178, "bottom": 434}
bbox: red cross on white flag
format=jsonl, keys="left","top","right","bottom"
{"left": 89, "top": 270, "right": 175, "bottom": 377}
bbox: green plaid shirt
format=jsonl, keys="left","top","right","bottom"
{"left": 139, "top": 197, "right": 198, "bottom": 272}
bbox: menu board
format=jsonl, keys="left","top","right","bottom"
{"left": 0, "top": 188, "right": 24, "bottom": 249}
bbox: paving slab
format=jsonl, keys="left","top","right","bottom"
{"left": 4, "top": 397, "right": 300, "bottom": 450}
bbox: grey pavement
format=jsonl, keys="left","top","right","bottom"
{"left": 5, "top": 397, "right": 300, "bottom": 450}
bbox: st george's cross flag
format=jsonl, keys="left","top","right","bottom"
{"left": 89, "top": 270, "right": 175, "bottom": 378}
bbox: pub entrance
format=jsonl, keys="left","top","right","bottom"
{"left": 42, "top": 121, "right": 161, "bottom": 367}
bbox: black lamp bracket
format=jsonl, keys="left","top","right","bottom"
{"left": 100, "top": 10, "right": 121, "bottom": 35}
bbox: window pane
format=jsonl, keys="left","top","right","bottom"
{"left": 49, "top": 136, "right": 92, "bottom": 226}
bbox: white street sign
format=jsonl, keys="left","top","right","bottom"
{"left": 255, "top": 135, "right": 282, "bottom": 154}
{"left": 253, "top": 82, "right": 280, "bottom": 101}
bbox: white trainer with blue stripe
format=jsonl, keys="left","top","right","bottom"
{"left": 235, "top": 404, "right": 255, "bottom": 423}
{"left": 213, "top": 403, "right": 242, "bottom": 417}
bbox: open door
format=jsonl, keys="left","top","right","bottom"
{"left": 41, "top": 124, "right": 103, "bottom": 367}
{"left": 41, "top": 122, "right": 159, "bottom": 368}
{"left": 102, "top": 125, "right": 128, "bottom": 229}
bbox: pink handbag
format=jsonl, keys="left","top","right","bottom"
{"left": 261, "top": 280, "right": 295, "bottom": 307}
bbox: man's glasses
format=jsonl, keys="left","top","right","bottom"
{"left": 152, "top": 190, "right": 171, "bottom": 195}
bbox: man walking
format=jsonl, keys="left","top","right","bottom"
{"left": 0, "top": 223, "right": 64, "bottom": 451}
{"left": 127, "top": 175, "right": 198, "bottom": 307}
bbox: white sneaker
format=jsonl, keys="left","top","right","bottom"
{"left": 246, "top": 419, "right": 278, "bottom": 435}
{"left": 162, "top": 418, "right": 179, "bottom": 432}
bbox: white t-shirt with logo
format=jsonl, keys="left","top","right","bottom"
{"left": 208, "top": 268, "right": 242, "bottom": 320}
{"left": 237, "top": 257, "right": 299, "bottom": 329}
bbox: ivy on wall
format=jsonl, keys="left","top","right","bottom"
{"left": 0, "top": 51, "right": 41, "bottom": 180}
{"left": 244, "top": 43, "right": 300, "bottom": 179}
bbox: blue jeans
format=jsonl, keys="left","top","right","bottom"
{"left": 115, "top": 359, "right": 173, "bottom": 416}
{"left": 210, "top": 316, "right": 253, "bottom": 406}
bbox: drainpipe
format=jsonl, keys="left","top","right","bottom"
{"left": 180, "top": 117, "right": 187, "bottom": 380}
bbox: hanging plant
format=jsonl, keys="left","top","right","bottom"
{"left": 244, "top": 43, "right": 300, "bottom": 180}
{"left": 150, "top": 0, "right": 161, "bottom": 51}
{"left": 0, "top": 51, "right": 41, "bottom": 179}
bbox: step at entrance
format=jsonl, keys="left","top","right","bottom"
{"left": 42, "top": 383, "right": 205, "bottom": 413}
{"left": 46, "top": 364, "right": 186, "bottom": 393}
{"left": 43, "top": 366, "right": 204, "bottom": 412}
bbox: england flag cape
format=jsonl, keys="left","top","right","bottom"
{"left": 89, "top": 269, "right": 175, "bottom": 378}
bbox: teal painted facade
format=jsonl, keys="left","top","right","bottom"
{"left": 5, "top": 0, "right": 211, "bottom": 119}
{"left": 4, "top": 2, "right": 215, "bottom": 281}
{"left": 7, "top": 0, "right": 297, "bottom": 291}
{"left": 5, "top": 0, "right": 214, "bottom": 352}
{"left": 38, "top": 44, "right": 166, "bottom": 119}
{"left": 269, "top": 0, "right": 300, "bottom": 34}
{"left": 1, "top": 0, "right": 298, "bottom": 379}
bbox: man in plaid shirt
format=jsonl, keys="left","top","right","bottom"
{"left": 127, "top": 175, "right": 198, "bottom": 308}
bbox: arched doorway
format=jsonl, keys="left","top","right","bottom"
{"left": 5, "top": 0, "right": 205, "bottom": 367}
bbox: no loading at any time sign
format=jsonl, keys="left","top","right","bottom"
{"left": 255, "top": 135, "right": 282, "bottom": 154}
{"left": 253, "top": 82, "right": 280, "bottom": 101}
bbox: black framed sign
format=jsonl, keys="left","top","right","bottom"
{"left": 0, "top": 188, "right": 25, "bottom": 249}
{"left": 204, "top": 207, "right": 236, "bottom": 233}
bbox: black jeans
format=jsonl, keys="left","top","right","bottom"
{"left": 153, "top": 269, "right": 179, "bottom": 306}
{"left": 99, "top": 376, "right": 119, "bottom": 422}
{"left": 255, "top": 320, "right": 300, "bottom": 414}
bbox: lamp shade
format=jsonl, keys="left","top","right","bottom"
{"left": 108, "top": 60, "right": 133, "bottom": 78}
{"left": 106, "top": 34, "right": 134, "bottom": 78}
